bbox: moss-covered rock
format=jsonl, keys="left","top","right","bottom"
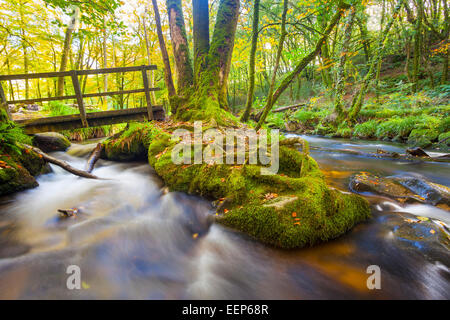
{"left": 33, "top": 132, "right": 71, "bottom": 152}
{"left": 0, "top": 144, "right": 50, "bottom": 196}
{"left": 102, "top": 122, "right": 371, "bottom": 248}
{"left": 407, "top": 129, "right": 439, "bottom": 149}
{"left": 100, "top": 124, "right": 149, "bottom": 161}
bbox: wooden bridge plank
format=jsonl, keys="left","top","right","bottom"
{"left": 7, "top": 95, "right": 78, "bottom": 105}
{"left": 76, "top": 65, "right": 156, "bottom": 76}
{"left": 0, "top": 65, "right": 157, "bottom": 81}
{"left": 0, "top": 71, "right": 72, "bottom": 81}
{"left": 5, "top": 88, "right": 160, "bottom": 105}
{"left": 83, "top": 87, "right": 160, "bottom": 99}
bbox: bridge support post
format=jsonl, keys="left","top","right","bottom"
{"left": 0, "top": 82, "right": 11, "bottom": 120}
{"left": 70, "top": 71, "right": 88, "bottom": 128}
{"left": 141, "top": 66, "right": 154, "bottom": 121}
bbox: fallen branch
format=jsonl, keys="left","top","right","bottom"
{"left": 85, "top": 143, "right": 103, "bottom": 173}
{"left": 272, "top": 103, "right": 306, "bottom": 113}
{"left": 24, "top": 144, "right": 100, "bottom": 180}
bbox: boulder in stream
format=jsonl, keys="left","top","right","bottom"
{"left": 33, "top": 132, "right": 71, "bottom": 152}
{"left": 349, "top": 173, "right": 450, "bottom": 206}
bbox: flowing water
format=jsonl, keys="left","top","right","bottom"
{"left": 0, "top": 135, "right": 449, "bottom": 299}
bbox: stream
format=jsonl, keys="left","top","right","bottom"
{"left": 0, "top": 135, "right": 449, "bottom": 299}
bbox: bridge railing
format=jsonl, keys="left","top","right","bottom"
{"left": 0, "top": 65, "right": 160, "bottom": 128}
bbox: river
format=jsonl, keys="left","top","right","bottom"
{"left": 0, "top": 135, "right": 448, "bottom": 299}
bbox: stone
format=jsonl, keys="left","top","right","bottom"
{"left": 33, "top": 132, "right": 71, "bottom": 152}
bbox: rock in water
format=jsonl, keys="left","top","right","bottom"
{"left": 394, "top": 176, "right": 450, "bottom": 206}
{"left": 406, "top": 147, "right": 429, "bottom": 157}
{"left": 349, "top": 173, "right": 450, "bottom": 206}
{"left": 33, "top": 132, "right": 71, "bottom": 152}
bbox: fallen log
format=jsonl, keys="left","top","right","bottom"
{"left": 85, "top": 143, "right": 103, "bottom": 173}
{"left": 272, "top": 103, "right": 307, "bottom": 113}
{"left": 24, "top": 144, "right": 100, "bottom": 179}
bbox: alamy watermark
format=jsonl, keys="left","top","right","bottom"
{"left": 366, "top": 265, "right": 381, "bottom": 290}
{"left": 171, "top": 121, "right": 280, "bottom": 175}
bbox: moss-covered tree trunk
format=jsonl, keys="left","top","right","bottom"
{"left": 202, "top": 0, "right": 240, "bottom": 110}
{"left": 348, "top": 0, "right": 404, "bottom": 121}
{"left": 165, "top": 0, "right": 240, "bottom": 124}
{"left": 193, "top": 0, "right": 210, "bottom": 82}
{"left": 240, "top": 0, "right": 261, "bottom": 123}
{"left": 412, "top": 0, "right": 423, "bottom": 93}
{"left": 441, "top": 0, "right": 449, "bottom": 85}
{"left": 333, "top": 5, "right": 356, "bottom": 120}
{"left": 166, "top": 0, "right": 194, "bottom": 95}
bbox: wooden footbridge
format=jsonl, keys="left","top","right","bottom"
{"left": 0, "top": 65, "right": 165, "bottom": 134}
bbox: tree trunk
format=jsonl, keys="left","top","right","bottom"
{"left": 143, "top": 13, "right": 157, "bottom": 105}
{"left": 203, "top": 0, "right": 240, "bottom": 110}
{"left": 166, "top": 0, "right": 194, "bottom": 93}
{"left": 151, "top": 0, "right": 176, "bottom": 104}
{"left": 57, "top": 27, "right": 74, "bottom": 97}
{"left": 412, "top": 0, "right": 423, "bottom": 92}
{"left": 333, "top": 6, "right": 356, "bottom": 120}
{"left": 374, "top": 0, "right": 385, "bottom": 101}
{"left": 193, "top": 0, "right": 210, "bottom": 81}
{"left": 19, "top": 7, "right": 29, "bottom": 100}
{"left": 103, "top": 18, "right": 108, "bottom": 94}
{"left": 241, "top": 0, "right": 260, "bottom": 122}
{"left": 348, "top": 0, "right": 404, "bottom": 121}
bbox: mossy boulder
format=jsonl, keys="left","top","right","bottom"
{"left": 33, "top": 132, "right": 71, "bottom": 152}
{"left": 100, "top": 126, "right": 148, "bottom": 161}
{"left": 102, "top": 122, "right": 371, "bottom": 248}
{"left": 407, "top": 129, "right": 439, "bottom": 149}
{"left": 0, "top": 144, "right": 50, "bottom": 196}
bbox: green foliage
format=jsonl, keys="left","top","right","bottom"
{"left": 353, "top": 120, "right": 377, "bottom": 139}
{"left": 427, "top": 85, "right": 450, "bottom": 100}
{"left": 266, "top": 112, "right": 285, "bottom": 128}
{"left": 43, "top": 101, "right": 77, "bottom": 116}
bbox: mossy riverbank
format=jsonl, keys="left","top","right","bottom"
{"left": 264, "top": 88, "right": 450, "bottom": 151}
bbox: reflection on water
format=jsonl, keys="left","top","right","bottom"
{"left": 0, "top": 137, "right": 448, "bottom": 299}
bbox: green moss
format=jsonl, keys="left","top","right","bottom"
{"left": 0, "top": 144, "right": 49, "bottom": 196}
{"left": 438, "top": 132, "right": 450, "bottom": 144}
{"left": 102, "top": 122, "right": 371, "bottom": 248}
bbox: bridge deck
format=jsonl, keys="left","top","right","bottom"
{"left": 16, "top": 106, "right": 165, "bottom": 134}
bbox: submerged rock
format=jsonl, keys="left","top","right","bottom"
{"left": 349, "top": 173, "right": 450, "bottom": 206}
{"left": 383, "top": 212, "right": 450, "bottom": 254}
{"left": 33, "top": 132, "right": 71, "bottom": 152}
